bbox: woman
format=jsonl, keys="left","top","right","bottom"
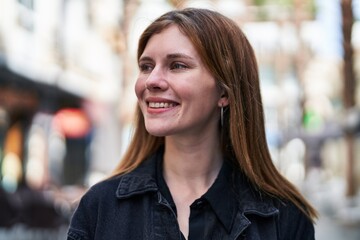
{"left": 67, "top": 8, "right": 317, "bottom": 240}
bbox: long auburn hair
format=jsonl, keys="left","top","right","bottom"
{"left": 112, "top": 8, "right": 317, "bottom": 221}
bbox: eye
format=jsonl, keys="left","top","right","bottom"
{"left": 170, "top": 62, "right": 187, "bottom": 70}
{"left": 139, "top": 63, "right": 153, "bottom": 73}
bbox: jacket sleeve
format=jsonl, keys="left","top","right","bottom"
{"left": 277, "top": 201, "right": 315, "bottom": 240}
{"left": 67, "top": 188, "right": 99, "bottom": 240}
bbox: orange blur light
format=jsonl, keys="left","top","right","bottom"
{"left": 53, "top": 108, "right": 91, "bottom": 138}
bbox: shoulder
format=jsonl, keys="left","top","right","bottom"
{"left": 232, "top": 169, "right": 315, "bottom": 239}
{"left": 67, "top": 175, "right": 128, "bottom": 240}
{"left": 69, "top": 176, "right": 122, "bottom": 215}
{"left": 274, "top": 199, "right": 315, "bottom": 240}
{"left": 67, "top": 161, "right": 159, "bottom": 239}
{"left": 84, "top": 175, "right": 122, "bottom": 200}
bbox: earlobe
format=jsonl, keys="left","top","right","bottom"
{"left": 218, "top": 87, "right": 229, "bottom": 107}
{"left": 218, "top": 96, "right": 229, "bottom": 107}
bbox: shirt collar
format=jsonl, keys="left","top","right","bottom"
{"left": 156, "top": 150, "right": 177, "bottom": 211}
{"left": 202, "top": 160, "right": 238, "bottom": 233}
{"left": 115, "top": 150, "right": 159, "bottom": 199}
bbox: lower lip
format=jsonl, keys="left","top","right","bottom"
{"left": 146, "top": 105, "right": 177, "bottom": 114}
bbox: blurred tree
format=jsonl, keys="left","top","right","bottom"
{"left": 120, "top": 0, "right": 140, "bottom": 82}
{"left": 251, "top": 0, "right": 316, "bottom": 21}
{"left": 341, "top": 0, "right": 357, "bottom": 197}
{"left": 167, "top": 0, "right": 184, "bottom": 8}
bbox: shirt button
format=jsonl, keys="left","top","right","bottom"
{"left": 195, "top": 200, "right": 205, "bottom": 208}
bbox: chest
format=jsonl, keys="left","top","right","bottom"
{"left": 93, "top": 193, "right": 279, "bottom": 240}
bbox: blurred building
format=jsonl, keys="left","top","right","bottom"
{"left": 3, "top": 0, "right": 126, "bottom": 172}
{"left": 0, "top": 0, "right": 129, "bottom": 233}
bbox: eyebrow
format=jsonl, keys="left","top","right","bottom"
{"left": 139, "top": 53, "right": 195, "bottom": 62}
{"left": 166, "top": 53, "right": 194, "bottom": 60}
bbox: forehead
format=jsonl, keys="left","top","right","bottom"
{"left": 143, "top": 25, "right": 197, "bottom": 55}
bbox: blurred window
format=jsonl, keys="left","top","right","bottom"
{"left": 17, "top": 0, "right": 35, "bottom": 31}
{"left": 17, "top": 0, "right": 34, "bottom": 10}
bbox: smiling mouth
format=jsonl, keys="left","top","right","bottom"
{"left": 148, "top": 102, "right": 178, "bottom": 108}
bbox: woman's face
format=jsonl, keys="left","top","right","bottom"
{"left": 135, "top": 25, "right": 225, "bottom": 138}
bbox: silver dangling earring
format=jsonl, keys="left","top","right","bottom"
{"left": 221, "top": 105, "right": 224, "bottom": 127}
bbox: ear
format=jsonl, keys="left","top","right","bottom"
{"left": 218, "top": 92, "right": 229, "bottom": 107}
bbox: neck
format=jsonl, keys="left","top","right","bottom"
{"left": 163, "top": 135, "right": 223, "bottom": 194}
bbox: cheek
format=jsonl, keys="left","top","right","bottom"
{"left": 134, "top": 78, "right": 145, "bottom": 99}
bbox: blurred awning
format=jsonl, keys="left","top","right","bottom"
{"left": 0, "top": 65, "right": 82, "bottom": 114}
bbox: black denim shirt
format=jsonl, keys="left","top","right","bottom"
{"left": 156, "top": 154, "right": 239, "bottom": 239}
{"left": 67, "top": 149, "right": 315, "bottom": 240}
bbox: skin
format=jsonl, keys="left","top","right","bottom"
{"left": 135, "top": 25, "right": 229, "bottom": 239}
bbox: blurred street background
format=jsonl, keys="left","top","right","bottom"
{"left": 0, "top": 0, "right": 360, "bottom": 239}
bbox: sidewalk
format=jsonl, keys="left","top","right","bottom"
{"left": 0, "top": 225, "right": 67, "bottom": 240}
{"left": 304, "top": 170, "right": 360, "bottom": 240}
{"left": 316, "top": 214, "right": 360, "bottom": 240}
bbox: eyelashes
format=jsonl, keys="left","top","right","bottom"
{"left": 170, "top": 62, "right": 188, "bottom": 70}
{"left": 138, "top": 62, "right": 190, "bottom": 73}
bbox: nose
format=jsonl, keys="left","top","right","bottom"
{"left": 145, "top": 67, "right": 168, "bottom": 91}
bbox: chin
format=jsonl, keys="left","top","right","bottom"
{"left": 145, "top": 127, "right": 168, "bottom": 137}
{"left": 147, "top": 132, "right": 168, "bottom": 137}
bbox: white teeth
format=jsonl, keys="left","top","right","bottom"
{"left": 149, "top": 102, "right": 175, "bottom": 108}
